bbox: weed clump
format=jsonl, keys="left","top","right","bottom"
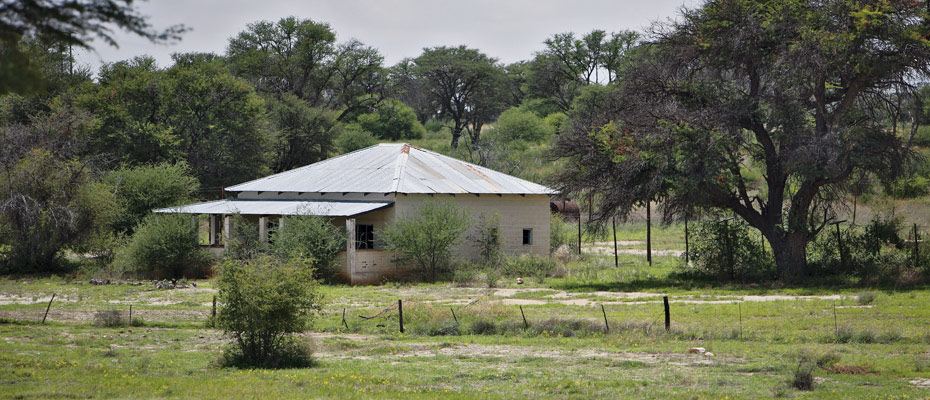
{"left": 93, "top": 310, "right": 124, "bottom": 327}
{"left": 857, "top": 291, "right": 876, "bottom": 305}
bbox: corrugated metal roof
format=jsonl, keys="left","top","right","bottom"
{"left": 153, "top": 200, "right": 393, "bottom": 216}
{"left": 225, "top": 143, "right": 557, "bottom": 195}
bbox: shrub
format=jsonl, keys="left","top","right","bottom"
{"left": 502, "top": 254, "right": 556, "bottom": 282}
{"left": 470, "top": 320, "right": 498, "bottom": 335}
{"left": 857, "top": 291, "right": 876, "bottom": 305}
{"left": 103, "top": 161, "right": 199, "bottom": 235}
{"left": 225, "top": 214, "right": 266, "bottom": 261}
{"left": 117, "top": 214, "right": 212, "bottom": 278}
{"left": 468, "top": 212, "right": 503, "bottom": 268}
{"left": 94, "top": 310, "right": 124, "bottom": 327}
{"left": 686, "top": 218, "right": 773, "bottom": 281}
{"left": 216, "top": 255, "right": 323, "bottom": 369}
{"left": 549, "top": 214, "right": 576, "bottom": 254}
{"left": 335, "top": 125, "right": 377, "bottom": 154}
{"left": 382, "top": 199, "right": 470, "bottom": 281}
{"left": 354, "top": 99, "right": 426, "bottom": 140}
{"left": 487, "top": 107, "right": 553, "bottom": 146}
{"left": 271, "top": 215, "right": 345, "bottom": 281}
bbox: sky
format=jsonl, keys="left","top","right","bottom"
{"left": 74, "top": 0, "right": 698, "bottom": 72}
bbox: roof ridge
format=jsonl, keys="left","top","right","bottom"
{"left": 390, "top": 143, "right": 411, "bottom": 193}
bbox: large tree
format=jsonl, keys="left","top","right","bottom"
{"left": 0, "top": 0, "right": 185, "bottom": 95}
{"left": 414, "top": 46, "right": 508, "bottom": 148}
{"left": 553, "top": 0, "right": 930, "bottom": 281}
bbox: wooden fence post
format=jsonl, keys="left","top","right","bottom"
{"left": 663, "top": 296, "right": 670, "bottom": 332}
{"left": 601, "top": 304, "right": 610, "bottom": 332}
{"left": 42, "top": 293, "right": 56, "bottom": 324}
{"left": 398, "top": 300, "right": 404, "bottom": 333}
{"left": 520, "top": 306, "right": 528, "bottom": 330}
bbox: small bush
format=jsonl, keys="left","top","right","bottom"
{"left": 335, "top": 125, "right": 377, "bottom": 154}
{"left": 382, "top": 200, "right": 470, "bottom": 281}
{"left": 225, "top": 214, "right": 266, "bottom": 261}
{"left": 792, "top": 360, "right": 815, "bottom": 391}
{"left": 470, "top": 320, "right": 498, "bottom": 335}
{"left": 502, "top": 254, "right": 556, "bottom": 282}
{"left": 117, "top": 213, "right": 213, "bottom": 278}
{"left": 216, "top": 255, "right": 323, "bottom": 369}
{"left": 857, "top": 291, "right": 876, "bottom": 305}
{"left": 687, "top": 218, "right": 773, "bottom": 282}
{"left": 130, "top": 317, "right": 145, "bottom": 327}
{"left": 468, "top": 212, "right": 503, "bottom": 269}
{"left": 550, "top": 214, "right": 576, "bottom": 255}
{"left": 271, "top": 215, "right": 345, "bottom": 281}
{"left": 94, "top": 310, "right": 124, "bottom": 327}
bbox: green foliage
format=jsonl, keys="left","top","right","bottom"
{"left": 268, "top": 95, "right": 340, "bottom": 172}
{"left": 467, "top": 212, "right": 503, "bottom": 268}
{"left": 354, "top": 99, "right": 425, "bottom": 140}
{"left": 75, "top": 55, "right": 269, "bottom": 189}
{"left": 543, "top": 112, "right": 568, "bottom": 134}
{"left": 335, "top": 124, "right": 377, "bottom": 154}
{"left": 271, "top": 215, "right": 345, "bottom": 281}
{"left": 117, "top": 214, "right": 212, "bottom": 278}
{"left": 686, "top": 219, "right": 773, "bottom": 282}
{"left": 502, "top": 254, "right": 556, "bottom": 282}
{"left": 382, "top": 199, "right": 470, "bottom": 281}
{"left": 104, "top": 161, "right": 199, "bottom": 235}
{"left": 225, "top": 214, "right": 266, "bottom": 261}
{"left": 487, "top": 107, "right": 553, "bottom": 146}
{"left": 216, "top": 255, "right": 322, "bottom": 369}
{"left": 0, "top": 109, "right": 117, "bottom": 273}
{"left": 550, "top": 214, "right": 577, "bottom": 254}
{"left": 807, "top": 217, "right": 927, "bottom": 283}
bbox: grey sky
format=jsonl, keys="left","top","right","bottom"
{"left": 74, "top": 0, "right": 698, "bottom": 71}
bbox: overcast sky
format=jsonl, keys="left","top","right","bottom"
{"left": 74, "top": 0, "right": 699, "bottom": 72}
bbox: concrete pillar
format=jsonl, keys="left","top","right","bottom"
{"left": 346, "top": 218, "right": 356, "bottom": 284}
{"left": 259, "top": 216, "right": 268, "bottom": 243}
{"left": 209, "top": 214, "right": 219, "bottom": 245}
{"left": 224, "top": 215, "right": 232, "bottom": 250}
{"left": 191, "top": 215, "right": 199, "bottom": 245}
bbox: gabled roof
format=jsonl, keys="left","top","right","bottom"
{"left": 154, "top": 200, "right": 393, "bottom": 217}
{"left": 226, "top": 143, "right": 556, "bottom": 195}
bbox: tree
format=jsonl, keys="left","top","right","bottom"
{"left": 354, "top": 99, "right": 426, "bottom": 140}
{"left": 0, "top": 0, "right": 185, "bottom": 95}
{"left": 268, "top": 94, "right": 340, "bottom": 172}
{"left": 0, "top": 107, "right": 115, "bottom": 272}
{"left": 414, "top": 46, "right": 508, "bottom": 148}
{"left": 553, "top": 0, "right": 929, "bottom": 281}
{"left": 387, "top": 58, "right": 435, "bottom": 124}
{"left": 217, "top": 255, "right": 322, "bottom": 369}
{"left": 74, "top": 54, "right": 269, "bottom": 191}
{"left": 226, "top": 17, "right": 385, "bottom": 120}
{"left": 381, "top": 199, "right": 470, "bottom": 281}
{"left": 104, "top": 161, "right": 199, "bottom": 235}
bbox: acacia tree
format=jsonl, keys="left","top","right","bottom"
{"left": 553, "top": 0, "right": 930, "bottom": 281}
{"left": 414, "top": 46, "right": 507, "bottom": 148}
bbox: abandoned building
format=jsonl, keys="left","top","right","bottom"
{"left": 155, "top": 143, "right": 556, "bottom": 284}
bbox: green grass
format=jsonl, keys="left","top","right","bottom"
{"left": 3, "top": 254, "right": 930, "bottom": 398}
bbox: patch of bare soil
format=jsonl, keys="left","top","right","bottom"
{"left": 584, "top": 247, "right": 685, "bottom": 257}
{"left": 825, "top": 365, "right": 878, "bottom": 375}
{"left": 910, "top": 378, "right": 930, "bottom": 388}
{"left": 0, "top": 294, "right": 74, "bottom": 305}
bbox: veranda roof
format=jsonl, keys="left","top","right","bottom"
{"left": 153, "top": 199, "right": 393, "bottom": 217}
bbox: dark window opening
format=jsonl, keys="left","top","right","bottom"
{"left": 522, "top": 229, "right": 533, "bottom": 245}
{"left": 356, "top": 224, "right": 374, "bottom": 249}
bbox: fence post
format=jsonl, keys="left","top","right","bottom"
{"left": 663, "top": 296, "right": 670, "bottom": 332}
{"left": 738, "top": 302, "right": 742, "bottom": 340}
{"left": 601, "top": 304, "right": 610, "bottom": 332}
{"left": 129, "top": 304, "right": 133, "bottom": 324}
{"left": 211, "top": 295, "right": 217, "bottom": 328}
{"left": 42, "top": 293, "right": 56, "bottom": 324}
{"left": 914, "top": 224, "right": 920, "bottom": 269}
{"left": 398, "top": 300, "right": 404, "bottom": 333}
{"left": 520, "top": 306, "right": 528, "bottom": 330}
{"left": 450, "top": 307, "right": 458, "bottom": 325}
{"left": 684, "top": 215, "right": 690, "bottom": 265}
{"left": 342, "top": 308, "right": 349, "bottom": 330}
{"left": 612, "top": 218, "right": 619, "bottom": 268}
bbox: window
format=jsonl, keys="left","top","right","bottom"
{"left": 522, "top": 229, "right": 533, "bottom": 245}
{"left": 356, "top": 224, "right": 374, "bottom": 249}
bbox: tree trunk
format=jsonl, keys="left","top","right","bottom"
{"left": 450, "top": 126, "right": 462, "bottom": 148}
{"left": 770, "top": 232, "right": 809, "bottom": 282}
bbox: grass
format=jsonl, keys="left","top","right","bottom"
{"left": 3, "top": 240, "right": 930, "bottom": 398}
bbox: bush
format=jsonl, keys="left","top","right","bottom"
{"left": 94, "top": 310, "right": 124, "bottom": 327}
{"left": 104, "top": 161, "right": 199, "bottom": 235}
{"left": 117, "top": 213, "right": 212, "bottom": 278}
{"left": 271, "top": 215, "right": 345, "bottom": 281}
{"left": 467, "top": 212, "right": 503, "bottom": 268}
{"left": 686, "top": 218, "right": 773, "bottom": 281}
{"left": 382, "top": 200, "right": 470, "bottom": 281}
{"left": 487, "top": 107, "right": 553, "bottom": 146}
{"left": 549, "top": 214, "right": 576, "bottom": 254}
{"left": 335, "top": 125, "right": 378, "bottom": 154}
{"left": 225, "top": 214, "right": 266, "bottom": 261}
{"left": 354, "top": 99, "right": 426, "bottom": 140}
{"left": 216, "top": 255, "right": 323, "bottom": 369}
{"left": 502, "top": 254, "right": 556, "bottom": 282}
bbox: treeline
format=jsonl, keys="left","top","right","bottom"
{"left": 0, "top": 16, "right": 637, "bottom": 274}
